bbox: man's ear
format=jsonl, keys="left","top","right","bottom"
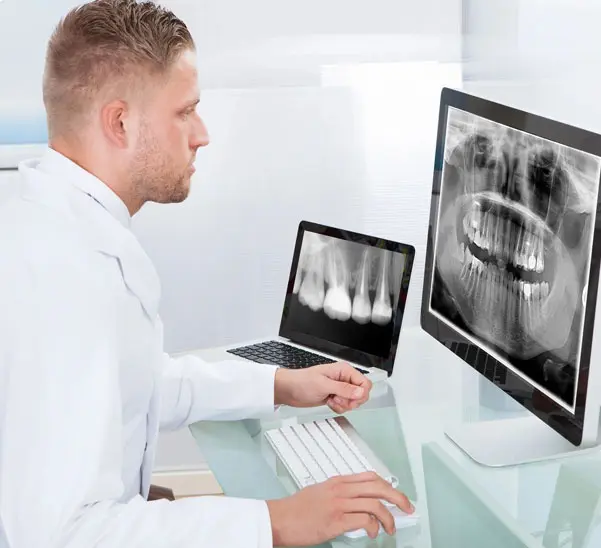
{"left": 100, "top": 100, "right": 130, "bottom": 148}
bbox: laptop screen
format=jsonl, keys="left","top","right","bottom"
{"left": 279, "top": 221, "right": 415, "bottom": 374}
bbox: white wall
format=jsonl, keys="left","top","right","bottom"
{"left": 132, "top": 85, "right": 369, "bottom": 352}
{"left": 463, "top": 0, "right": 601, "bottom": 134}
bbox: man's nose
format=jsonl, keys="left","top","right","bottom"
{"left": 191, "top": 116, "right": 210, "bottom": 149}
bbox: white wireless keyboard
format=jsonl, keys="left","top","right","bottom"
{"left": 264, "top": 416, "right": 418, "bottom": 540}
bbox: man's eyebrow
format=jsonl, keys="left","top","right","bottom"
{"left": 182, "top": 98, "right": 200, "bottom": 110}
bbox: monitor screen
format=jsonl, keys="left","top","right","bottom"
{"left": 280, "top": 221, "right": 415, "bottom": 374}
{"left": 421, "top": 88, "right": 601, "bottom": 445}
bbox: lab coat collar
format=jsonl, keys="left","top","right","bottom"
{"left": 36, "top": 147, "right": 132, "bottom": 229}
{"left": 20, "top": 146, "right": 161, "bottom": 323}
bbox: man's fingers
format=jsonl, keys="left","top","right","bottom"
{"left": 326, "top": 397, "right": 347, "bottom": 415}
{"left": 333, "top": 362, "right": 373, "bottom": 389}
{"left": 325, "top": 379, "right": 367, "bottom": 401}
{"left": 343, "top": 499, "right": 396, "bottom": 536}
{"left": 341, "top": 479, "right": 414, "bottom": 514}
{"left": 339, "top": 471, "right": 381, "bottom": 483}
{"left": 341, "top": 513, "right": 380, "bottom": 539}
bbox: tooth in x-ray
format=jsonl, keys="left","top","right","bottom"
{"left": 324, "top": 242, "right": 352, "bottom": 321}
{"left": 352, "top": 248, "right": 372, "bottom": 324}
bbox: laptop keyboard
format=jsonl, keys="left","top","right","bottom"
{"left": 227, "top": 340, "right": 369, "bottom": 374}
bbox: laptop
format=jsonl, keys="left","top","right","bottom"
{"left": 224, "top": 220, "right": 415, "bottom": 382}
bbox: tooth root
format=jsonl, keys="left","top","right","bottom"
{"left": 494, "top": 218, "right": 501, "bottom": 259}
{"left": 514, "top": 226, "right": 523, "bottom": 268}
{"left": 487, "top": 212, "right": 495, "bottom": 252}
{"left": 351, "top": 249, "right": 372, "bottom": 325}
{"left": 459, "top": 242, "right": 465, "bottom": 262}
{"left": 371, "top": 251, "right": 392, "bottom": 326}
{"left": 511, "top": 224, "right": 522, "bottom": 266}
{"left": 489, "top": 215, "right": 496, "bottom": 256}
{"left": 497, "top": 218, "right": 504, "bottom": 262}
{"left": 488, "top": 267, "right": 495, "bottom": 307}
{"left": 519, "top": 280, "right": 528, "bottom": 333}
{"left": 477, "top": 264, "right": 486, "bottom": 303}
{"left": 298, "top": 251, "right": 325, "bottom": 311}
{"left": 468, "top": 258, "right": 480, "bottom": 295}
{"left": 470, "top": 209, "right": 479, "bottom": 242}
{"left": 461, "top": 246, "right": 473, "bottom": 280}
{"left": 503, "top": 280, "right": 509, "bottom": 327}
{"left": 491, "top": 267, "right": 499, "bottom": 312}
{"left": 323, "top": 244, "right": 352, "bottom": 321}
{"left": 500, "top": 219, "right": 508, "bottom": 264}
{"left": 536, "top": 231, "right": 544, "bottom": 273}
{"left": 466, "top": 262, "right": 477, "bottom": 293}
{"left": 516, "top": 279, "right": 523, "bottom": 331}
{"left": 503, "top": 271, "right": 511, "bottom": 325}
{"left": 481, "top": 264, "right": 492, "bottom": 307}
{"left": 509, "top": 278, "right": 518, "bottom": 325}
{"left": 518, "top": 230, "right": 527, "bottom": 268}
{"left": 507, "top": 220, "right": 514, "bottom": 264}
{"left": 523, "top": 229, "right": 535, "bottom": 271}
{"left": 529, "top": 282, "right": 539, "bottom": 332}
{"left": 482, "top": 211, "right": 489, "bottom": 251}
{"left": 542, "top": 281, "right": 549, "bottom": 298}
{"left": 460, "top": 259, "right": 470, "bottom": 281}
{"left": 293, "top": 271, "right": 304, "bottom": 294}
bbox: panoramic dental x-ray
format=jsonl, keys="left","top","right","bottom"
{"left": 431, "top": 107, "right": 600, "bottom": 409}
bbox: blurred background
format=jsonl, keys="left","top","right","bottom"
{"left": 1, "top": 0, "right": 600, "bottom": 487}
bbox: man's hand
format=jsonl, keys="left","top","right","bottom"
{"left": 266, "top": 471, "right": 414, "bottom": 546}
{"left": 274, "top": 362, "right": 372, "bottom": 414}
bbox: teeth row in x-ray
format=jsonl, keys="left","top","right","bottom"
{"left": 459, "top": 244, "right": 550, "bottom": 335}
{"left": 293, "top": 237, "right": 399, "bottom": 326}
{"left": 463, "top": 205, "right": 545, "bottom": 273}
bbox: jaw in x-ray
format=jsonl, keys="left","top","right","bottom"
{"left": 432, "top": 108, "right": 600, "bottom": 406}
{"left": 292, "top": 233, "right": 405, "bottom": 327}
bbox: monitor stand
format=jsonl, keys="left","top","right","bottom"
{"left": 445, "top": 415, "right": 601, "bottom": 467}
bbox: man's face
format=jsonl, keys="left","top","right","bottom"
{"left": 129, "top": 49, "right": 209, "bottom": 205}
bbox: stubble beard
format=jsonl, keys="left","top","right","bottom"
{"left": 130, "top": 124, "right": 191, "bottom": 206}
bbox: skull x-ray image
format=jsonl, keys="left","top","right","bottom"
{"left": 286, "top": 232, "right": 407, "bottom": 357}
{"left": 431, "top": 107, "right": 601, "bottom": 409}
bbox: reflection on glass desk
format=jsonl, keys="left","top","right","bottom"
{"left": 186, "top": 328, "right": 601, "bottom": 547}
{"left": 190, "top": 388, "right": 419, "bottom": 548}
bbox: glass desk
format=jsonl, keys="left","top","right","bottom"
{"left": 187, "top": 328, "right": 601, "bottom": 547}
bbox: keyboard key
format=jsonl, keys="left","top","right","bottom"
{"left": 302, "top": 422, "right": 342, "bottom": 478}
{"left": 326, "top": 418, "right": 375, "bottom": 473}
{"left": 267, "top": 429, "right": 315, "bottom": 487}
{"left": 292, "top": 424, "right": 339, "bottom": 479}
{"left": 315, "top": 420, "right": 365, "bottom": 474}
{"left": 280, "top": 426, "right": 328, "bottom": 483}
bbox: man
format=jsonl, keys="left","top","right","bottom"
{"left": 0, "top": 1, "right": 413, "bottom": 547}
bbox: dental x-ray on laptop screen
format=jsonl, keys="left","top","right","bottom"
{"left": 421, "top": 87, "right": 601, "bottom": 465}
{"left": 227, "top": 221, "right": 415, "bottom": 379}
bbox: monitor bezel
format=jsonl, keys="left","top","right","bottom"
{"left": 421, "top": 87, "right": 601, "bottom": 447}
{"left": 279, "top": 220, "right": 415, "bottom": 376}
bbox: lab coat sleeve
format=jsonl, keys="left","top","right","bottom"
{"left": 0, "top": 250, "right": 273, "bottom": 548}
{"left": 159, "top": 350, "right": 279, "bottom": 431}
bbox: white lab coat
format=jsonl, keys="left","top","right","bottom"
{"left": 0, "top": 148, "right": 278, "bottom": 548}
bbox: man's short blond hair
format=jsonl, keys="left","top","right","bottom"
{"left": 43, "top": 0, "right": 195, "bottom": 138}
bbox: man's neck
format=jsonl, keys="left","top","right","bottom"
{"left": 48, "top": 139, "right": 142, "bottom": 216}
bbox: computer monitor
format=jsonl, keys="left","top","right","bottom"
{"left": 280, "top": 221, "right": 415, "bottom": 375}
{"left": 421, "top": 87, "right": 601, "bottom": 466}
